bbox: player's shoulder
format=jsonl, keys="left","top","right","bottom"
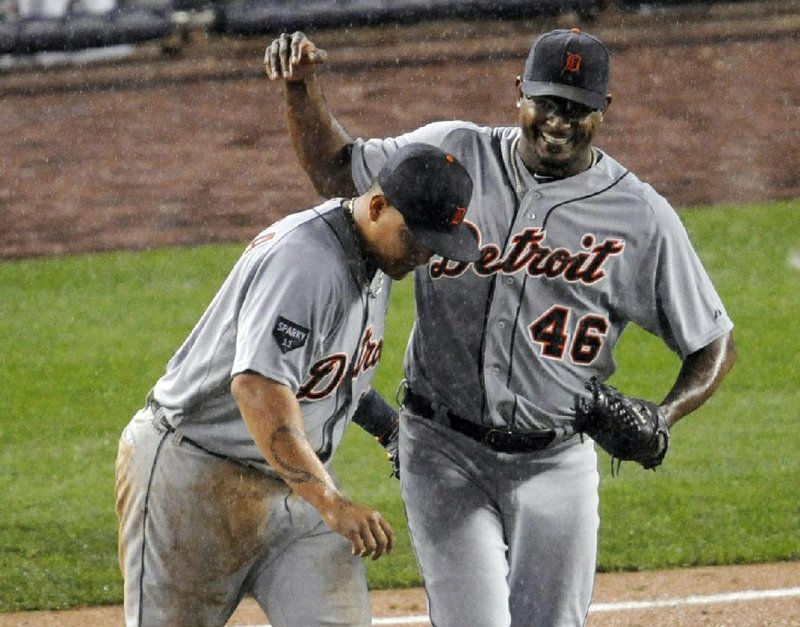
{"left": 420, "top": 122, "right": 518, "bottom": 171}
{"left": 239, "top": 201, "right": 346, "bottom": 273}
{"left": 412, "top": 120, "right": 513, "bottom": 147}
{"left": 597, "top": 151, "right": 680, "bottom": 227}
{"left": 415, "top": 119, "right": 485, "bottom": 134}
{"left": 437, "top": 121, "right": 514, "bottom": 144}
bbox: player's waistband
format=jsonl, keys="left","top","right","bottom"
{"left": 145, "top": 397, "right": 234, "bottom": 462}
{"left": 402, "top": 388, "right": 558, "bottom": 454}
{"left": 144, "top": 393, "right": 270, "bottom": 472}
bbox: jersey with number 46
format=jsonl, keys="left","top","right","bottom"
{"left": 352, "top": 121, "right": 733, "bottom": 433}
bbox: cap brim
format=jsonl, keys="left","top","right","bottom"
{"left": 521, "top": 80, "right": 606, "bottom": 110}
{"left": 409, "top": 223, "right": 481, "bottom": 263}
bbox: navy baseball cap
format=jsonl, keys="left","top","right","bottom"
{"left": 377, "top": 143, "right": 480, "bottom": 262}
{"left": 521, "top": 28, "right": 610, "bottom": 110}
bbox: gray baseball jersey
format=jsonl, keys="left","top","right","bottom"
{"left": 352, "top": 120, "right": 733, "bottom": 625}
{"left": 116, "top": 200, "right": 389, "bottom": 626}
{"left": 151, "top": 199, "right": 391, "bottom": 472}
{"left": 353, "top": 120, "right": 733, "bottom": 433}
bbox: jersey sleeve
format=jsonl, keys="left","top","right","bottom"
{"left": 627, "top": 198, "right": 733, "bottom": 358}
{"left": 231, "top": 240, "right": 343, "bottom": 392}
{"left": 351, "top": 120, "right": 472, "bottom": 193}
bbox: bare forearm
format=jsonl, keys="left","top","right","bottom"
{"left": 266, "top": 31, "right": 358, "bottom": 197}
{"left": 285, "top": 76, "right": 357, "bottom": 198}
{"left": 659, "top": 332, "right": 737, "bottom": 427}
{"left": 232, "top": 373, "right": 341, "bottom": 509}
{"left": 232, "top": 371, "right": 395, "bottom": 557}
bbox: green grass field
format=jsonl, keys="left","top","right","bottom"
{"left": 1, "top": 200, "right": 798, "bottom": 611}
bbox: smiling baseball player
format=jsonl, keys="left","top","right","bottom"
{"left": 266, "top": 28, "right": 737, "bottom": 626}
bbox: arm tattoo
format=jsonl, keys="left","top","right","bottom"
{"left": 269, "top": 425, "right": 324, "bottom": 485}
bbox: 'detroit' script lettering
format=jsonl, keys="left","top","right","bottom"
{"left": 431, "top": 227, "right": 624, "bottom": 284}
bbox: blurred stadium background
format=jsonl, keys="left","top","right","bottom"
{"left": 1, "top": 0, "right": 799, "bottom": 618}
{"left": 3, "top": 0, "right": 800, "bottom": 261}
{"left": 0, "top": 0, "right": 772, "bottom": 59}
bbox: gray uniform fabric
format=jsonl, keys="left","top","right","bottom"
{"left": 116, "top": 408, "right": 370, "bottom": 627}
{"left": 151, "top": 200, "right": 390, "bottom": 469}
{"left": 116, "top": 200, "right": 390, "bottom": 626}
{"left": 351, "top": 120, "right": 733, "bottom": 626}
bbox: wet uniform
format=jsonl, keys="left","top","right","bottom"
{"left": 115, "top": 200, "right": 389, "bottom": 627}
{"left": 351, "top": 121, "right": 733, "bottom": 626}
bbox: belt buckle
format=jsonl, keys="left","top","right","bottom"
{"left": 484, "top": 428, "right": 555, "bottom": 453}
{"left": 484, "top": 428, "right": 514, "bottom": 451}
{"left": 395, "top": 379, "right": 409, "bottom": 408}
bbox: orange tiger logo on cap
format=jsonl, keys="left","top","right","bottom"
{"left": 564, "top": 52, "right": 582, "bottom": 73}
{"left": 450, "top": 206, "right": 466, "bottom": 226}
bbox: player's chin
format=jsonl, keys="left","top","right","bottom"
{"left": 536, "top": 137, "right": 573, "bottom": 159}
{"left": 383, "top": 260, "right": 418, "bottom": 281}
{"left": 385, "top": 267, "right": 412, "bottom": 281}
{"left": 537, "top": 140, "right": 589, "bottom": 169}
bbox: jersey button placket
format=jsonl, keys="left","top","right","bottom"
{"left": 484, "top": 249, "right": 520, "bottom": 405}
{"left": 485, "top": 199, "right": 535, "bottom": 409}
{"left": 528, "top": 191, "right": 542, "bottom": 221}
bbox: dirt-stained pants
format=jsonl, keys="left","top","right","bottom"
{"left": 115, "top": 407, "right": 370, "bottom": 627}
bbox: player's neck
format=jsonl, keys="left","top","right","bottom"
{"left": 343, "top": 198, "right": 378, "bottom": 279}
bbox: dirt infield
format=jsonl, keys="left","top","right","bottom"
{"left": 0, "top": 562, "right": 798, "bottom": 625}
{"left": 3, "top": 0, "right": 800, "bottom": 259}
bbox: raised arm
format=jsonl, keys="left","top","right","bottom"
{"left": 659, "top": 331, "right": 737, "bottom": 427}
{"left": 265, "top": 31, "right": 357, "bottom": 198}
{"left": 232, "top": 371, "right": 394, "bottom": 559}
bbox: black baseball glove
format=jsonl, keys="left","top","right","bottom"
{"left": 574, "top": 376, "right": 670, "bottom": 474}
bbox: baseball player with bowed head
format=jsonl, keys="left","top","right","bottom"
{"left": 114, "top": 143, "right": 479, "bottom": 627}
{"left": 266, "top": 27, "right": 737, "bottom": 626}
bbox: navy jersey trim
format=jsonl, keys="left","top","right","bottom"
{"left": 541, "top": 170, "right": 631, "bottom": 230}
{"left": 480, "top": 131, "right": 522, "bottom": 424}
{"left": 137, "top": 428, "right": 170, "bottom": 626}
{"left": 316, "top": 206, "right": 373, "bottom": 462}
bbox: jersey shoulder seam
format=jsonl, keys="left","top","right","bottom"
{"left": 601, "top": 162, "right": 669, "bottom": 241}
{"left": 438, "top": 122, "right": 512, "bottom": 145}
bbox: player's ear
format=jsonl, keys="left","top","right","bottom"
{"left": 514, "top": 76, "right": 523, "bottom": 107}
{"left": 603, "top": 94, "right": 613, "bottom": 112}
{"left": 367, "top": 193, "right": 390, "bottom": 222}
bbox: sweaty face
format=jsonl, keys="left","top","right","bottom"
{"left": 366, "top": 207, "right": 433, "bottom": 280}
{"left": 518, "top": 93, "right": 604, "bottom": 177}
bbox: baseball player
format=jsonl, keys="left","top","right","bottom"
{"left": 266, "top": 28, "right": 737, "bottom": 626}
{"left": 114, "top": 143, "right": 479, "bottom": 627}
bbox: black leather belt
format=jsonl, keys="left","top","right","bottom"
{"left": 403, "top": 389, "right": 556, "bottom": 454}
